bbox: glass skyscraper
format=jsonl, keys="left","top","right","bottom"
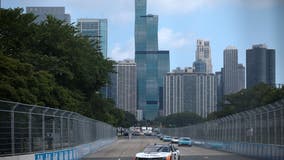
{"left": 246, "top": 44, "right": 275, "bottom": 88}
{"left": 26, "top": 7, "right": 70, "bottom": 24}
{"left": 77, "top": 19, "right": 108, "bottom": 58}
{"left": 135, "top": 0, "right": 170, "bottom": 120}
{"left": 135, "top": 0, "right": 158, "bottom": 51}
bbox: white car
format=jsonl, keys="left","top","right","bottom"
{"left": 171, "top": 137, "right": 179, "bottom": 143}
{"left": 135, "top": 144, "right": 180, "bottom": 160}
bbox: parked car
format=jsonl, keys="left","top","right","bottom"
{"left": 135, "top": 143, "right": 180, "bottom": 160}
{"left": 178, "top": 137, "right": 192, "bottom": 147}
{"left": 171, "top": 137, "right": 179, "bottom": 143}
{"left": 163, "top": 136, "right": 172, "bottom": 142}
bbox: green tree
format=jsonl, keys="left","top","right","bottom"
{"left": 155, "top": 112, "right": 204, "bottom": 128}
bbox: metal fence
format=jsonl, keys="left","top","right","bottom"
{"left": 161, "top": 99, "right": 284, "bottom": 159}
{"left": 0, "top": 100, "right": 116, "bottom": 156}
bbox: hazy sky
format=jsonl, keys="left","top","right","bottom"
{"left": 2, "top": 0, "right": 284, "bottom": 84}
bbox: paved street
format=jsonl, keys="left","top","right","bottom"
{"left": 83, "top": 137, "right": 257, "bottom": 160}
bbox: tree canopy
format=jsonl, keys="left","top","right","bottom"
{"left": 207, "top": 83, "right": 284, "bottom": 120}
{"left": 0, "top": 8, "right": 135, "bottom": 127}
{"left": 154, "top": 112, "right": 205, "bottom": 128}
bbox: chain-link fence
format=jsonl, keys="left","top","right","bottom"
{"left": 0, "top": 100, "right": 116, "bottom": 156}
{"left": 161, "top": 99, "right": 284, "bottom": 159}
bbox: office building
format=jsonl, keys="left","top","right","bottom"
{"left": 237, "top": 64, "right": 245, "bottom": 90}
{"left": 136, "top": 51, "right": 170, "bottom": 120}
{"left": 109, "top": 60, "right": 137, "bottom": 115}
{"left": 163, "top": 69, "right": 217, "bottom": 118}
{"left": 195, "top": 39, "right": 212, "bottom": 73}
{"left": 215, "top": 70, "right": 223, "bottom": 111}
{"left": 223, "top": 46, "right": 238, "bottom": 95}
{"left": 193, "top": 59, "right": 207, "bottom": 73}
{"left": 246, "top": 44, "right": 275, "bottom": 88}
{"left": 135, "top": 0, "right": 170, "bottom": 120}
{"left": 135, "top": 0, "right": 158, "bottom": 51}
{"left": 26, "top": 7, "right": 70, "bottom": 23}
{"left": 77, "top": 19, "right": 108, "bottom": 57}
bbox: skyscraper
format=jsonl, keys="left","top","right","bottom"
{"left": 77, "top": 19, "right": 108, "bottom": 58}
{"left": 223, "top": 46, "right": 239, "bottom": 95}
{"left": 136, "top": 51, "right": 169, "bottom": 120}
{"left": 237, "top": 64, "right": 246, "bottom": 90}
{"left": 26, "top": 7, "right": 70, "bottom": 23}
{"left": 109, "top": 60, "right": 137, "bottom": 116}
{"left": 246, "top": 44, "right": 275, "bottom": 88}
{"left": 215, "top": 70, "right": 224, "bottom": 110}
{"left": 195, "top": 39, "right": 212, "bottom": 73}
{"left": 135, "top": 0, "right": 170, "bottom": 120}
{"left": 193, "top": 59, "right": 207, "bottom": 73}
{"left": 135, "top": 0, "right": 158, "bottom": 51}
{"left": 163, "top": 68, "right": 217, "bottom": 118}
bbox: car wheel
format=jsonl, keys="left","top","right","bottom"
{"left": 178, "top": 155, "right": 181, "bottom": 160}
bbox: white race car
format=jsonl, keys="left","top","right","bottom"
{"left": 135, "top": 144, "right": 180, "bottom": 160}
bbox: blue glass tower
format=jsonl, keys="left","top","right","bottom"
{"left": 135, "top": 0, "right": 170, "bottom": 120}
{"left": 77, "top": 19, "right": 108, "bottom": 58}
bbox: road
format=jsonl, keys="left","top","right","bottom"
{"left": 83, "top": 137, "right": 257, "bottom": 160}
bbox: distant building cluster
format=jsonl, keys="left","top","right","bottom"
{"left": 26, "top": 1, "right": 276, "bottom": 120}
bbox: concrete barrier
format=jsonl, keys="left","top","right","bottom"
{"left": 1, "top": 138, "right": 116, "bottom": 160}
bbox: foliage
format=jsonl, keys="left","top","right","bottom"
{"left": 0, "top": 8, "right": 133, "bottom": 127}
{"left": 155, "top": 112, "right": 205, "bottom": 128}
{"left": 207, "top": 83, "right": 284, "bottom": 120}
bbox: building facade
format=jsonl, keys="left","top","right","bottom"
{"left": 135, "top": 0, "right": 158, "bottom": 51}
{"left": 163, "top": 69, "right": 217, "bottom": 118}
{"left": 135, "top": 0, "right": 170, "bottom": 120}
{"left": 237, "top": 64, "right": 246, "bottom": 90}
{"left": 109, "top": 60, "right": 137, "bottom": 115}
{"left": 195, "top": 39, "right": 212, "bottom": 73}
{"left": 136, "top": 51, "right": 170, "bottom": 120}
{"left": 26, "top": 7, "right": 70, "bottom": 23}
{"left": 246, "top": 44, "right": 275, "bottom": 88}
{"left": 215, "top": 70, "right": 223, "bottom": 111}
{"left": 193, "top": 59, "right": 207, "bottom": 73}
{"left": 77, "top": 18, "right": 108, "bottom": 58}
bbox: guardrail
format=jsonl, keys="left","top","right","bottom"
{"left": 0, "top": 99, "right": 116, "bottom": 156}
{"left": 161, "top": 99, "right": 284, "bottom": 159}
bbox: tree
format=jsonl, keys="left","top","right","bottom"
{"left": 155, "top": 112, "right": 204, "bottom": 128}
{"left": 0, "top": 8, "right": 131, "bottom": 126}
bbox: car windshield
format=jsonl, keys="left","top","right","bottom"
{"left": 143, "top": 145, "right": 170, "bottom": 152}
{"left": 180, "top": 138, "right": 190, "bottom": 141}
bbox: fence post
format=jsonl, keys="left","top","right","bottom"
{"left": 11, "top": 103, "right": 18, "bottom": 155}
{"left": 42, "top": 108, "right": 48, "bottom": 151}
{"left": 28, "top": 106, "right": 36, "bottom": 152}
{"left": 67, "top": 112, "right": 73, "bottom": 147}
{"left": 60, "top": 111, "right": 66, "bottom": 149}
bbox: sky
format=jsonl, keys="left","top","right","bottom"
{"left": 2, "top": 0, "right": 284, "bottom": 84}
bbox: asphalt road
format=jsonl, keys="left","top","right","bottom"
{"left": 83, "top": 137, "right": 257, "bottom": 160}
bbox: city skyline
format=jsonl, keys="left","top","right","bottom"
{"left": 2, "top": 0, "right": 284, "bottom": 84}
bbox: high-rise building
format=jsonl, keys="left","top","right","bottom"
{"left": 163, "top": 69, "right": 217, "bottom": 118}
{"left": 215, "top": 70, "right": 223, "bottom": 110}
{"left": 26, "top": 7, "right": 70, "bottom": 23}
{"left": 195, "top": 39, "right": 212, "bottom": 73}
{"left": 135, "top": 0, "right": 170, "bottom": 120}
{"left": 77, "top": 19, "right": 108, "bottom": 58}
{"left": 109, "top": 60, "right": 137, "bottom": 116}
{"left": 135, "top": 0, "right": 158, "bottom": 51}
{"left": 223, "top": 46, "right": 238, "bottom": 95}
{"left": 136, "top": 51, "right": 170, "bottom": 120}
{"left": 237, "top": 64, "right": 246, "bottom": 90}
{"left": 193, "top": 59, "right": 207, "bottom": 73}
{"left": 246, "top": 44, "right": 275, "bottom": 88}
{"left": 223, "top": 46, "right": 245, "bottom": 95}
